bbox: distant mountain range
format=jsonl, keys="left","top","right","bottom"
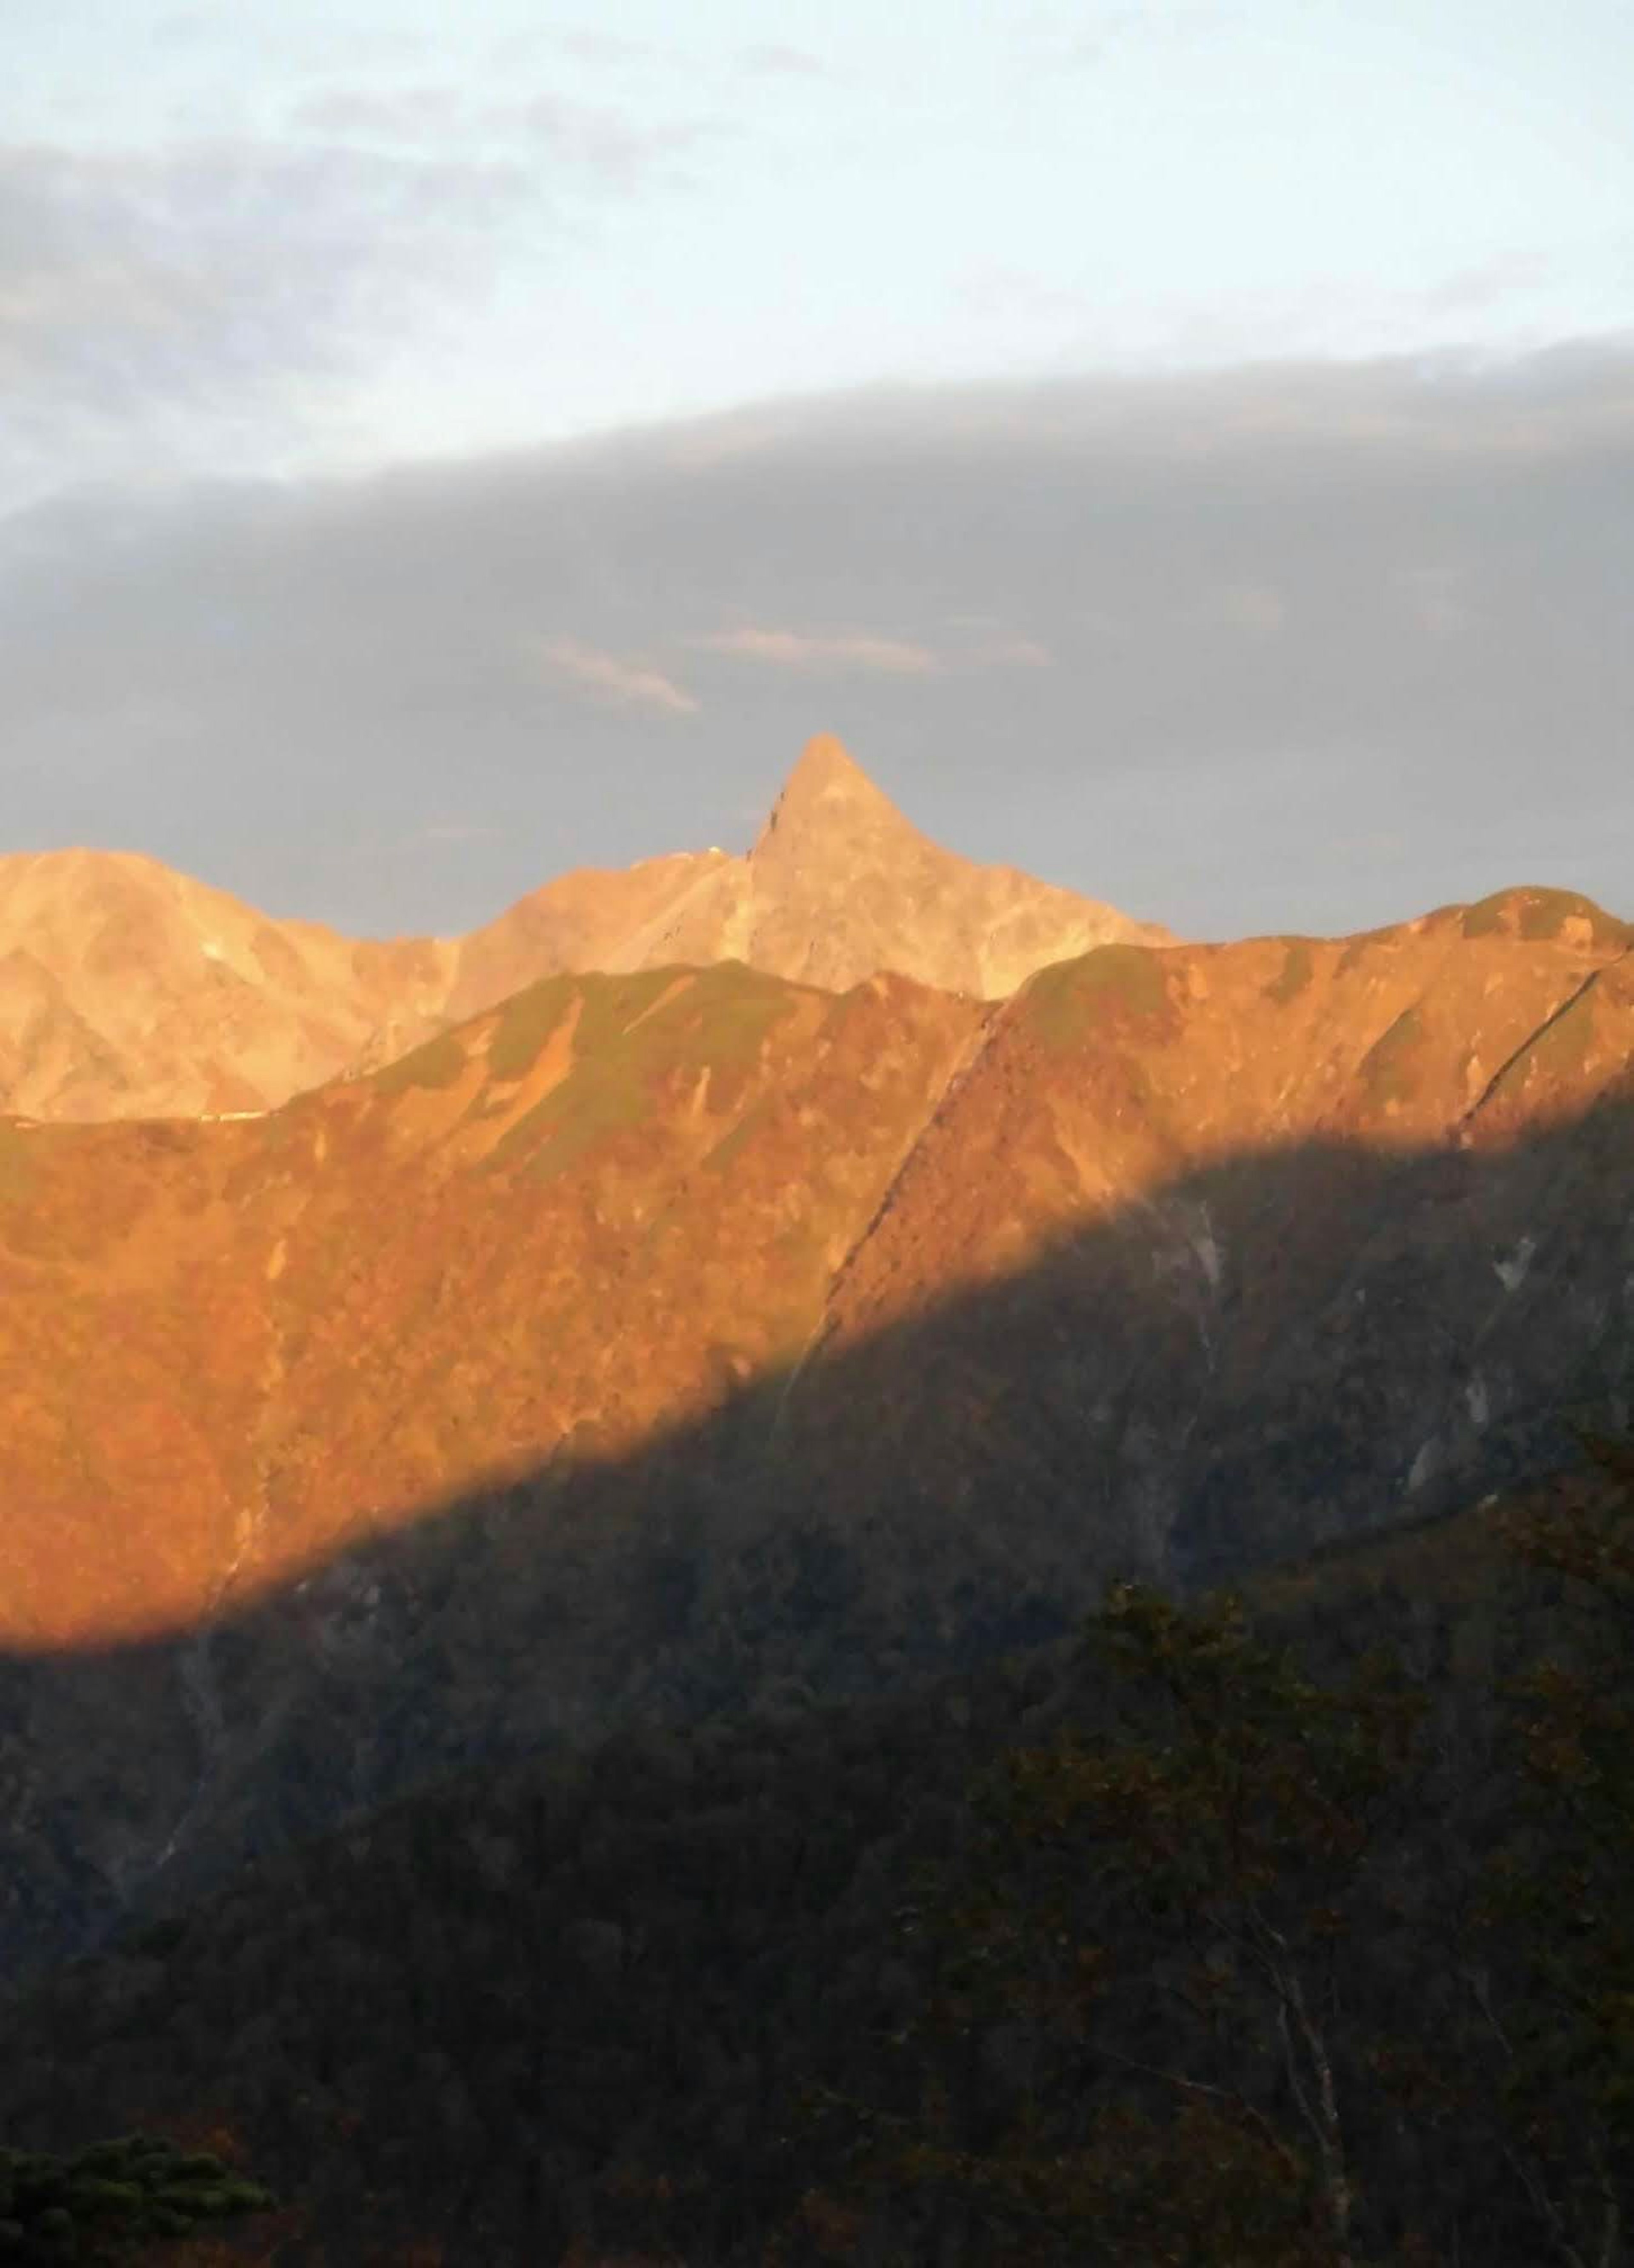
{"left": 2, "top": 733, "right": 1629, "bottom": 2268}
{"left": 0, "top": 735, "right": 1170, "bottom": 1121}
{"left": 0, "top": 850, "right": 1629, "bottom": 1976}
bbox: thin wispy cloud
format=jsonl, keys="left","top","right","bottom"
{"left": 0, "top": 137, "right": 535, "bottom": 509}
{"left": 552, "top": 31, "right": 664, "bottom": 69}
{"left": 737, "top": 45, "right": 833, "bottom": 82}
{"left": 694, "top": 628, "right": 938, "bottom": 675}
{"left": 505, "top": 95, "right": 721, "bottom": 184}
{"left": 1420, "top": 250, "right": 1559, "bottom": 318}
{"left": 969, "top": 634, "right": 1053, "bottom": 668}
{"left": 289, "top": 85, "right": 720, "bottom": 186}
{"left": 290, "top": 87, "right": 468, "bottom": 143}
{"left": 695, "top": 622, "right": 1051, "bottom": 675}
{"left": 533, "top": 636, "right": 699, "bottom": 716}
{"left": 998, "top": 2, "right": 1239, "bottom": 89}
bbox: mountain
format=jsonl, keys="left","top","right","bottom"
{"left": 501, "top": 732, "right": 1174, "bottom": 1002}
{"left": 0, "top": 881, "right": 1629, "bottom": 1979}
{"left": 0, "top": 847, "right": 454, "bottom": 1122}
{"left": 0, "top": 738, "right": 1168, "bottom": 1121}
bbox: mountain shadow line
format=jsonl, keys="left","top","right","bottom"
{"left": 0, "top": 1090, "right": 1630, "bottom": 1980}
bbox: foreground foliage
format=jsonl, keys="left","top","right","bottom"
{"left": 0, "top": 2136, "right": 271, "bottom": 2261}
{"left": 802, "top": 1433, "right": 1634, "bottom": 2266}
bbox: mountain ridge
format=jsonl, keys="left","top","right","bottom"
{"left": 0, "top": 892, "right": 1628, "bottom": 1647}
{"left": 0, "top": 738, "right": 1172, "bottom": 1121}
{"left": 0, "top": 890, "right": 1628, "bottom": 2004}
{"left": 0, "top": 770, "right": 1631, "bottom": 2008}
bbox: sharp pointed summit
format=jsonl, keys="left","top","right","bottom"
{"left": 784, "top": 730, "right": 873, "bottom": 795}
{"left": 752, "top": 733, "right": 921, "bottom": 864}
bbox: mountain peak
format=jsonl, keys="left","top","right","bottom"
{"left": 752, "top": 735, "right": 916, "bottom": 859}
{"left": 788, "top": 732, "right": 871, "bottom": 792}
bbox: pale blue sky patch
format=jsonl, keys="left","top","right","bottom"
{"left": 6, "top": 0, "right": 1631, "bottom": 499}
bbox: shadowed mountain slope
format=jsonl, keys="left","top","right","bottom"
{"left": 0, "top": 737, "right": 1170, "bottom": 1120}
{"left": 0, "top": 1456, "right": 1625, "bottom": 2266}
{"left": 0, "top": 894, "right": 1630, "bottom": 1986}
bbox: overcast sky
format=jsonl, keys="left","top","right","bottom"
{"left": 2, "top": 0, "right": 1631, "bottom": 940}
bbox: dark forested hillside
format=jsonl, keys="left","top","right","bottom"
{"left": 2, "top": 1445, "right": 1628, "bottom": 2265}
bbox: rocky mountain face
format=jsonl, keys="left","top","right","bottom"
{"left": 0, "top": 738, "right": 1168, "bottom": 1120}
{"left": 0, "top": 879, "right": 1629, "bottom": 1970}
{"left": 567, "top": 732, "right": 1175, "bottom": 1001}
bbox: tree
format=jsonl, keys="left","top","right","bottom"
{"left": 1473, "top": 1431, "right": 1634, "bottom": 2268}
{"left": 840, "top": 1584, "right": 1431, "bottom": 2266}
{"left": 0, "top": 2134, "right": 272, "bottom": 2260}
{"left": 831, "top": 1432, "right": 1634, "bottom": 2267}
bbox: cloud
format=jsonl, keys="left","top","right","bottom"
{"left": 0, "top": 137, "right": 536, "bottom": 511}
{"left": 633, "top": 342, "right": 1634, "bottom": 470}
{"left": 1418, "top": 251, "right": 1557, "bottom": 319}
{"left": 502, "top": 96, "right": 721, "bottom": 186}
{"left": 0, "top": 73, "right": 716, "bottom": 513}
{"left": 532, "top": 636, "right": 699, "bottom": 715}
{"left": 693, "top": 627, "right": 938, "bottom": 674}
{"left": 551, "top": 31, "right": 663, "bottom": 69}
{"left": 289, "top": 87, "right": 469, "bottom": 143}
{"left": 957, "top": 263, "right": 1100, "bottom": 324}
{"left": 289, "top": 86, "right": 721, "bottom": 187}
{"left": 973, "top": 634, "right": 1052, "bottom": 668}
{"left": 0, "top": 344, "right": 1628, "bottom": 943}
{"left": 737, "top": 44, "right": 833, "bottom": 81}
{"left": 1007, "top": 3, "right": 1237, "bottom": 75}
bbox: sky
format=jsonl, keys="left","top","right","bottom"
{"left": 1, "top": 0, "right": 1631, "bottom": 940}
